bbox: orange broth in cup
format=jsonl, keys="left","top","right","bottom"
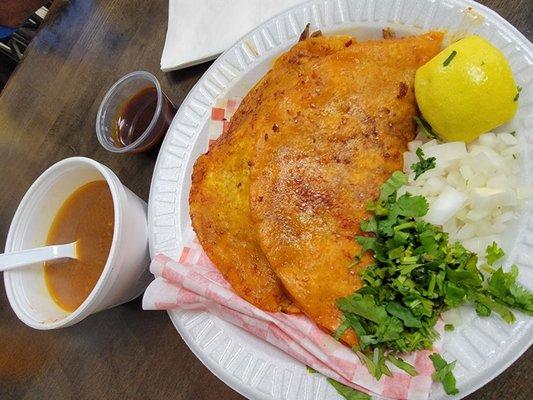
{"left": 44, "top": 180, "right": 114, "bottom": 312}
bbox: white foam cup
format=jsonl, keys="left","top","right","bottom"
{"left": 4, "top": 157, "right": 151, "bottom": 329}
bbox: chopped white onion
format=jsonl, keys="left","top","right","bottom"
{"left": 408, "top": 140, "right": 423, "bottom": 152}
{"left": 425, "top": 186, "right": 468, "bottom": 225}
{"left": 441, "top": 309, "right": 462, "bottom": 326}
{"left": 455, "top": 223, "right": 476, "bottom": 240}
{"left": 517, "top": 187, "right": 533, "bottom": 200}
{"left": 499, "top": 133, "right": 518, "bottom": 146}
{"left": 422, "top": 142, "right": 468, "bottom": 164}
{"left": 403, "top": 132, "right": 529, "bottom": 251}
{"left": 462, "top": 235, "right": 500, "bottom": 254}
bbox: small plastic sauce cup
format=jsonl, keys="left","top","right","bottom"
{"left": 96, "top": 71, "right": 176, "bottom": 153}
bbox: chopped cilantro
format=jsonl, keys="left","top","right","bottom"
{"left": 487, "top": 265, "right": 533, "bottom": 315}
{"left": 510, "top": 131, "right": 516, "bottom": 136}
{"left": 353, "top": 348, "right": 377, "bottom": 377}
{"left": 371, "top": 347, "right": 392, "bottom": 379}
{"left": 430, "top": 353, "right": 459, "bottom": 395}
{"left": 327, "top": 378, "right": 371, "bottom": 400}
{"left": 414, "top": 116, "right": 437, "bottom": 139}
{"left": 311, "top": 369, "right": 371, "bottom": 400}
{"left": 377, "top": 170, "right": 407, "bottom": 203}
{"left": 306, "top": 365, "right": 317, "bottom": 374}
{"left": 387, "top": 355, "right": 418, "bottom": 376}
{"left": 334, "top": 318, "right": 351, "bottom": 340}
{"left": 514, "top": 86, "right": 522, "bottom": 102}
{"left": 333, "top": 172, "right": 533, "bottom": 392}
{"left": 444, "top": 324, "right": 455, "bottom": 332}
{"left": 486, "top": 242, "right": 505, "bottom": 265}
{"left": 337, "top": 294, "right": 388, "bottom": 324}
{"left": 443, "top": 50, "right": 457, "bottom": 67}
{"left": 412, "top": 148, "right": 436, "bottom": 180}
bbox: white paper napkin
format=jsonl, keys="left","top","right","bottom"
{"left": 161, "top": 0, "right": 304, "bottom": 71}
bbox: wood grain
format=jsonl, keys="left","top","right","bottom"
{"left": 0, "top": 0, "right": 530, "bottom": 399}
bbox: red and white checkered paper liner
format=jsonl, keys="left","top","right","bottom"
{"left": 142, "top": 98, "right": 443, "bottom": 400}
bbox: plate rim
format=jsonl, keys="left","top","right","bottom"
{"left": 148, "top": 0, "right": 533, "bottom": 399}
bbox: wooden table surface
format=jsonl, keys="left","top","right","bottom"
{"left": 0, "top": 0, "right": 531, "bottom": 399}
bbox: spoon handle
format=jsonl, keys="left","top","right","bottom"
{"left": 0, "top": 243, "right": 77, "bottom": 271}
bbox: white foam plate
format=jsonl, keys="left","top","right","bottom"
{"left": 148, "top": 0, "right": 533, "bottom": 398}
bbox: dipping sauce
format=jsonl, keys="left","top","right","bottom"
{"left": 112, "top": 86, "right": 176, "bottom": 152}
{"left": 44, "top": 181, "right": 114, "bottom": 312}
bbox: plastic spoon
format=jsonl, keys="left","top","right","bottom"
{"left": 0, "top": 242, "right": 77, "bottom": 272}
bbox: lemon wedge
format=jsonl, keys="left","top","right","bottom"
{"left": 415, "top": 35, "right": 519, "bottom": 142}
